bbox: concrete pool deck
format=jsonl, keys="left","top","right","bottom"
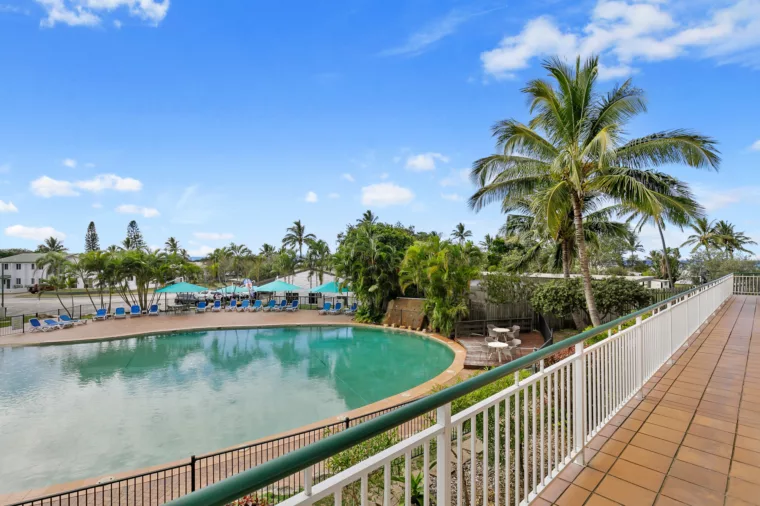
{"left": 0, "top": 311, "right": 466, "bottom": 505}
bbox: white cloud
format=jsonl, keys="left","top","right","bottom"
{"left": 380, "top": 8, "right": 496, "bottom": 57}
{"left": 193, "top": 232, "right": 234, "bottom": 240}
{"left": 188, "top": 245, "right": 215, "bottom": 257}
{"left": 115, "top": 204, "right": 160, "bottom": 218}
{"left": 0, "top": 200, "right": 18, "bottom": 213}
{"left": 305, "top": 191, "right": 318, "bottom": 203}
{"left": 405, "top": 152, "right": 449, "bottom": 171}
{"left": 35, "top": 0, "right": 169, "bottom": 28}
{"left": 92, "top": 203, "right": 102, "bottom": 208}
{"left": 380, "top": 172, "right": 389, "bottom": 180}
{"left": 441, "top": 193, "right": 464, "bottom": 202}
{"left": 341, "top": 173, "right": 355, "bottom": 182}
{"left": 62, "top": 158, "right": 77, "bottom": 168}
{"left": 328, "top": 192, "right": 340, "bottom": 199}
{"left": 5, "top": 225, "right": 66, "bottom": 241}
{"left": 361, "top": 183, "right": 415, "bottom": 207}
{"left": 113, "top": 19, "right": 121, "bottom": 28}
{"left": 692, "top": 184, "right": 760, "bottom": 212}
{"left": 30, "top": 174, "right": 142, "bottom": 197}
{"left": 30, "top": 176, "right": 80, "bottom": 197}
{"left": 751, "top": 140, "right": 760, "bottom": 151}
{"left": 440, "top": 168, "right": 471, "bottom": 187}
{"left": 481, "top": 0, "right": 760, "bottom": 79}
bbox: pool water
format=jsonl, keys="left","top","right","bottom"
{"left": 0, "top": 326, "right": 454, "bottom": 494}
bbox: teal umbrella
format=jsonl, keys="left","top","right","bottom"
{"left": 156, "top": 282, "right": 208, "bottom": 293}
{"left": 311, "top": 280, "right": 350, "bottom": 293}
{"left": 256, "top": 279, "right": 303, "bottom": 292}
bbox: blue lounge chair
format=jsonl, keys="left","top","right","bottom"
{"left": 237, "top": 300, "right": 250, "bottom": 312}
{"left": 43, "top": 319, "right": 64, "bottom": 330}
{"left": 29, "top": 318, "right": 56, "bottom": 332}
{"left": 93, "top": 308, "right": 108, "bottom": 321}
{"left": 56, "top": 317, "right": 74, "bottom": 328}
{"left": 148, "top": 304, "right": 159, "bottom": 316}
{"left": 344, "top": 302, "right": 358, "bottom": 315}
{"left": 130, "top": 305, "right": 142, "bottom": 317}
{"left": 114, "top": 307, "right": 127, "bottom": 319}
{"left": 196, "top": 301, "right": 207, "bottom": 313}
{"left": 329, "top": 302, "right": 343, "bottom": 315}
{"left": 318, "top": 302, "right": 331, "bottom": 315}
{"left": 59, "top": 314, "right": 87, "bottom": 325}
{"left": 225, "top": 300, "right": 237, "bottom": 312}
{"left": 273, "top": 300, "right": 288, "bottom": 312}
{"left": 211, "top": 300, "right": 222, "bottom": 312}
{"left": 251, "top": 300, "right": 262, "bottom": 312}
{"left": 285, "top": 300, "right": 299, "bottom": 312}
{"left": 263, "top": 300, "right": 276, "bottom": 312}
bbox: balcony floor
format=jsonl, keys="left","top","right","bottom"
{"left": 535, "top": 294, "right": 760, "bottom": 506}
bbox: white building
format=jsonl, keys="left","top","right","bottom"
{"left": 1, "top": 253, "right": 48, "bottom": 292}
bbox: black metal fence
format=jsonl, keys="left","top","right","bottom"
{"left": 8, "top": 401, "right": 432, "bottom": 506}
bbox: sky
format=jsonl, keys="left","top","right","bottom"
{"left": 1, "top": 0, "right": 760, "bottom": 258}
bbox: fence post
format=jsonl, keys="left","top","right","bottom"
{"left": 190, "top": 455, "right": 196, "bottom": 491}
{"left": 636, "top": 315, "right": 644, "bottom": 399}
{"left": 667, "top": 301, "right": 674, "bottom": 365}
{"left": 344, "top": 416, "right": 350, "bottom": 430}
{"left": 573, "top": 342, "right": 586, "bottom": 465}
{"left": 436, "top": 403, "right": 452, "bottom": 506}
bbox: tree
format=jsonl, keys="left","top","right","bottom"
{"left": 36, "top": 237, "right": 67, "bottom": 253}
{"left": 282, "top": 220, "right": 315, "bottom": 259}
{"left": 85, "top": 222, "right": 100, "bottom": 252}
{"left": 624, "top": 234, "right": 644, "bottom": 266}
{"left": 450, "top": 223, "right": 472, "bottom": 245}
{"left": 305, "top": 238, "right": 331, "bottom": 286}
{"left": 712, "top": 220, "right": 756, "bottom": 258}
{"left": 646, "top": 248, "right": 681, "bottom": 282}
{"left": 125, "top": 220, "right": 146, "bottom": 250}
{"left": 37, "top": 251, "right": 73, "bottom": 316}
{"left": 681, "top": 218, "right": 719, "bottom": 258}
{"left": 164, "top": 237, "right": 181, "bottom": 255}
{"left": 357, "top": 210, "right": 379, "bottom": 225}
{"left": 470, "top": 56, "right": 719, "bottom": 326}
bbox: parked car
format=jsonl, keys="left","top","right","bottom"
{"left": 28, "top": 284, "right": 54, "bottom": 294}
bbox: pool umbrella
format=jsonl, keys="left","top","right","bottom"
{"left": 256, "top": 280, "right": 302, "bottom": 292}
{"left": 311, "top": 280, "right": 350, "bottom": 293}
{"left": 155, "top": 282, "right": 208, "bottom": 309}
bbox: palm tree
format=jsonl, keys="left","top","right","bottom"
{"left": 36, "top": 237, "right": 67, "bottom": 253}
{"left": 259, "top": 243, "right": 276, "bottom": 259}
{"left": 479, "top": 234, "right": 495, "bottom": 251}
{"left": 624, "top": 234, "right": 644, "bottom": 266}
{"left": 469, "top": 56, "right": 719, "bottom": 326}
{"left": 228, "top": 243, "right": 252, "bottom": 277}
{"left": 357, "top": 210, "right": 378, "bottom": 225}
{"left": 713, "top": 220, "right": 757, "bottom": 258}
{"left": 37, "top": 251, "right": 72, "bottom": 315}
{"left": 282, "top": 220, "right": 316, "bottom": 259}
{"left": 682, "top": 218, "right": 719, "bottom": 258}
{"left": 451, "top": 223, "right": 472, "bottom": 245}
{"left": 164, "top": 237, "right": 181, "bottom": 255}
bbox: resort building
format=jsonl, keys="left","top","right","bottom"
{"left": 1, "top": 253, "right": 47, "bottom": 291}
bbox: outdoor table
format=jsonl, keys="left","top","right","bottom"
{"left": 492, "top": 327, "right": 514, "bottom": 341}
{"left": 487, "top": 341, "right": 510, "bottom": 362}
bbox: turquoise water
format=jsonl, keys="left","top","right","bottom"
{"left": 0, "top": 326, "right": 453, "bottom": 494}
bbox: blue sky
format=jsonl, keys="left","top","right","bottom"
{"left": 1, "top": 0, "right": 760, "bottom": 257}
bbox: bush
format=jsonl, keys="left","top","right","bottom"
{"left": 481, "top": 271, "right": 536, "bottom": 304}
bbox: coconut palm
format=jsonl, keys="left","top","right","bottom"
{"left": 36, "top": 237, "right": 67, "bottom": 253}
{"left": 624, "top": 234, "right": 644, "bottom": 266}
{"left": 282, "top": 220, "right": 316, "bottom": 259}
{"left": 681, "top": 218, "right": 719, "bottom": 258}
{"left": 357, "top": 210, "right": 378, "bottom": 225}
{"left": 37, "top": 251, "right": 72, "bottom": 315}
{"left": 469, "top": 56, "right": 719, "bottom": 326}
{"left": 259, "top": 243, "right": 276, "bottom": 259}
{"left": 451, "top": 223, "right": 472, "bottom": 245}
{"left": 305, "top": 238, "right": 331, "bottom": 286}
{"left": 713, "top": 220, "right": 757, "bottom": 258}
{"left": 479, "top": 234, "right": 495, "bottom": 251}
{"left": 164, "top": 237, "right": 181, "bottom": 255}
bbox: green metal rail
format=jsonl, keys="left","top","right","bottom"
{"left": 167, "top": 274, "right": 732, "bottom": 506}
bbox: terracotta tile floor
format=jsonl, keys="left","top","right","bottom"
{"left": 536, "top": 295, "right": 760, "bottom": 506}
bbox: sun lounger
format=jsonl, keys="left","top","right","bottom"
{"left": 251, "top": 300, "right": 262, "bottom": 312}
{"left": 55, "top": 317, "right": 74, "bottom": 328}
{"left": 237, "top": 300, "right": 250, "bottom": 312}
{"left": 225, "top": 300, "right": 237, "bottom": 312}
{"left": 59, "top": 314, "right": 87, "bottom": 325}
{"left": 262, "top": 300, "right": 276, "bottom": 312}
{"left": 29, "top": 318, "right": 56, "bottom": 332}
{"left": 114, "top": 307, "right": 127, "bottom": 319}
{"left": 344, "top": 302, "right": 358, "bottom": 315}
{"left": 273, "top": 300, "right": 288, "bottom": 312}
{"left": 148, "top": 304, "right": 159, "bottom": 316}
{"left": 93, "top": 308, "right": 108, "bottom": 321}
{"left": 211, "top": 300, "right": 222, "bottom": 312}
{"left": 318, "top": 302, "right": 331, "bottom": 315}
{"left": 43, "top": 319, "right": 64, "bottom": 330}
{"left": 285, "top": 300, "right": 299, "bottom": 312}
{"left": 328, "top": 302, "right": 342, "bottom": 315}
{"left": 196, "top": 301, "right": 207, "bottom": 313}
{"left": 130, "top": 305, "right": 142, "bottom": 317}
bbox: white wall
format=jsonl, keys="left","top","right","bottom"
{"left": 1, "top": 261, "right": 49, "bottom": 290}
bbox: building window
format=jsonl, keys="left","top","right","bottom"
{"left": 15, "top": 278, "right": 21, "bottom": 285}
{"left": 31, "top": 263, "right": 35, "bottom": 270}
{"left": 31, "top": 278, "right": 35, "bottom": 284}
{"left": 2, "top": 264, "right": 7, "bottom": 271}
{"left": 15, "top": 264, "right": 21, "bottom": 270}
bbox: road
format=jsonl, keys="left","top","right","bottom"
{"left": 1, "top": 293, "right": 171, "bottom": 317}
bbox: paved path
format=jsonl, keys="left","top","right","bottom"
{"left": 536, "top": 295, "right": 760, "bottom": 506}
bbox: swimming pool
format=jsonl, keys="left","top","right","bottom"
{"left": 0, "top": 326, "right": 454, "bottom": 494}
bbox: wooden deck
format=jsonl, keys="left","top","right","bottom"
{"left": 536, "top": 294, "right": 760, "bottom": 506}
{"left": 457, "top": 330, "right": 545, "bottom": 368}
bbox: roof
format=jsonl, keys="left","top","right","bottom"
{"left": 1, "top": 253, "right": 45, "bottom": 263}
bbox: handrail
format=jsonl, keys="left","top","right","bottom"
{"left": 167, "top": 274, "right": 732, "bottom": 506}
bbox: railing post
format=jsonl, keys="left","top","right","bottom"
{"left": 190, "top": 455, "right": 196, "bottom": 492}
{"left": 436, "top": 403, "right": 452, "bottom": 506}
{"left": 573, "top": 342, "right": 586, "bottom": 465}
{"left": 667, "top": 301, "right": 674, "bottom": 365}
{"left": 635, "top": 316, "right": 644, "bottom": 399}
{"left": 304, "top": 465, "right": 313, "bottom": 497}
